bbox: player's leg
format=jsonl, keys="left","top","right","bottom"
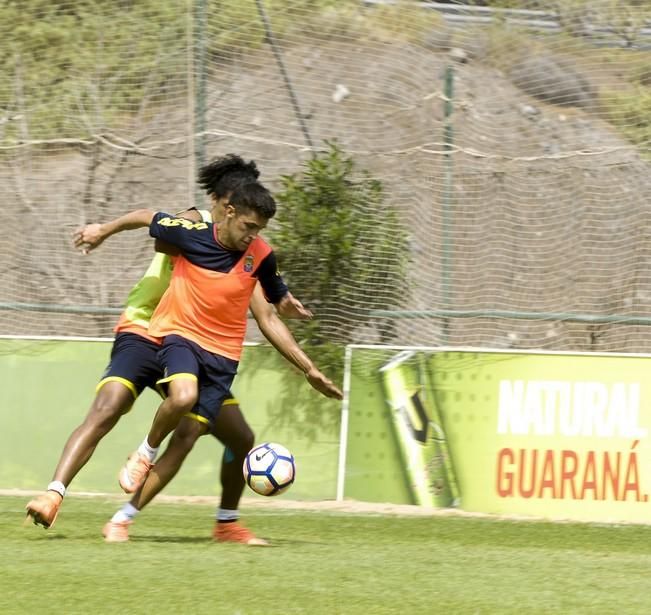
{"left": 212, "top": 400, "right": 253, "bottom": 510}
{"left": 26, "top": 333, "right": 160, "bottom": 528}
{"left": 119, "top": 335, "right": 201, "bottom": 493}
{"left": 117, "top": 377, "right": 198, "bottom": 493}
{"left": 53, "top": 382, "right": 135, "bottom": 486}
{"left": 109, "top": 350, "right": 241, "bottom": 542}
{"left": 145, "top": 377, "right": 198, "bottom": 448}
{"left": 208, "top": 399, "right": 268, "bottom": 545}
{"left": 149, "top": 335, "right": 214, "bottom": 446}
{"left": 136, "top": 416, "right": 207, "bottom": 510}
{"left": 104, "top": 416, "right": 207, "bottom": 542}
{"left": 25, "top": 383, "right": 134, "bottom": 530}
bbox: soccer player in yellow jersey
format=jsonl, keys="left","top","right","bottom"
{"left": 26, "top": 156, "right": 341, "bottom": 544}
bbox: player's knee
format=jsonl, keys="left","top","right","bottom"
{"left": 169, "top": 386, "right": 198, "bottom": 413}
{"left": 87, "top": 393, "right": 128, "bottom": 429}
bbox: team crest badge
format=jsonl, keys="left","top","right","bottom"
{"left": 244, "top": 255, "right": 254, "bottom": 272}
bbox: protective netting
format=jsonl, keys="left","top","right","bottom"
{"left": 1, "top": 1, "right": 650, "bottom": 351}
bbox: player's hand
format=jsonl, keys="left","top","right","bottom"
{"left": 305, "top": 367, "right": 343, "bottom": 400}
{"left": 276, "top": 292, "right": 313, "bottom": 320}
{"left": 73, "top": 223, "right": 105, "bottom": 254}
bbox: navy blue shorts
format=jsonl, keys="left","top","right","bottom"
{"left": 157, "top": 334, "right": 239, "bottom": 426}
{"left": 98, "top": 332, "right": 164, "bottom": 400}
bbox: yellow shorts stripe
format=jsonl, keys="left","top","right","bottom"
{"left": 96, "top": 377, "right": 138, "bottom": 401}
{"left": 183, "top": 397, "right": 238, "bottom": 425}
{"left": 156, "top": 373, "right": 198, "bottom": 386}
{"left": 184, "top": 412, "right": 210, "bottom": 425}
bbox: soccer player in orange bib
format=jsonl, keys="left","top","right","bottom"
{"left": 114, "top": 183, "right": 296, "bottom": 488}
{"left": 26, "top": 156, "right": 341, "bottom": 544}
{"left": 74, "top": 180, "right": 334, "bottom": 544}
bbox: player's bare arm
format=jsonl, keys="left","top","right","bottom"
{"left": 74, "top": 208, "right": 203, "bottom": 256}
{"left": 250, "top": 285, "right": 343, "bottom": 400}
{"left": 73, "top": 208, "right": 155, "bottom": 254}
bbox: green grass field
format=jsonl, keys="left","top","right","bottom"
{"left": 3, "top": 495, "right": 651, "bottom": 614}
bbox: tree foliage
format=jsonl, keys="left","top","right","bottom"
{"left": 271, "top": 141, "right": 409, "bottom": 348}
{"left": 604, "top": 85, "right": 651, "bottom": 160}
{"left": 0, "top": 0, "right": 186, "bottom": 140}
{"left": 0, "top": 0, "right": 356, "bottom": 142}
{"left": 262, "top": 142, "right": 408, "bottom": 438}
{"left": 264, "top": 142, "right": 409, "bottom": 438}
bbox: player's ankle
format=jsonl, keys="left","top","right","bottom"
{"left": 216, "top": 508, "right": 239, "bottom": 523}
{"left": 47, "top": 481, "right": 66, "bottom": 498}
{"left": 137, "top": 438, "right": 159, "bottom": 462}
{"left": 111, "top": 503, "right": 140, "bottom": 523}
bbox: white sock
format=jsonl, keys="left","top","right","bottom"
{"left": 111, "top": 503, "right": 140, "bottom": 524}
{"left": 137, "top": 438, "right": 159, "bottom": 462}
{"left": 217, "top": 508, "right": 239, "bottom": 522}
{"left": 47, "top": 481, "right": 66, "bottom": 498}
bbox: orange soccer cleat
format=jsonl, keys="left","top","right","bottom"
{"left": 212, "top": 521, "right": 270, "bottom": 546}
{"left": 25, "top": 491, "right": 63, "bottom": 529}
{"left": 102, "top": 520, "right": 132, "bottom": 543}
{"left": 118, "top": 451, "right": 154, "bottom": 494}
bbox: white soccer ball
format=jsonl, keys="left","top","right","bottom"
{"left": 243, "top": 442, "right": 296, "bottom": 496}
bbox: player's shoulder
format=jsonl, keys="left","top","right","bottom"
{"left": 172, "top": 207, "right": 212, "bottom": 223}
{"left": 172, "top": 207, "right": 201, "bottom": 222}
{"left": 154, "top": 211, "right": 211, "bottom": 232}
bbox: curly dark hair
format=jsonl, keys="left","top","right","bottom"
{"left": 197, "top": 154, "right": 260, "bottom": 198}
{"left": 229, "top": 182, "right": 276, "bottom": 220}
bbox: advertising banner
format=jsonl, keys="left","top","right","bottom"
{"left": 379, "top": 350, "right": 459, "bottom": 507}
{"left": 344, "top": 347, "right": 651, "bottom": 523}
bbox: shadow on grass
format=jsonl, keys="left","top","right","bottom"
{"left": 21, "top": 532, "right": 70, "bottom": 541}
{"left": 132, "top": 534, "right": 323, "bottom": 547}
{"left": 256, "top": 537, "right": 324, "bottom": 547}
{"left": 131, "top": 534, "right": 210, "bottom": 544}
